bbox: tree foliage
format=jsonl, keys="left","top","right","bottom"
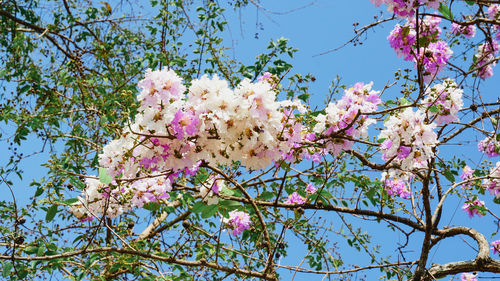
{"left": 0, "top": 0, "right": 500, "bottom": 280}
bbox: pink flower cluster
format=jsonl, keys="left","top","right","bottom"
{"left": 371, "top": 0, "right": 442, "bottom": 18}
{"left": 383, "top": 178, "right": 411, "bottom": 199}
{"left": 285, "top": 192, "right": 306, "bottom": 205}
{"left": 387, "top": 16, "right": 441, "bottom": 61}
{"left": 483, "top": 161, "right": 500, "bottom": 197}
{"left": 422, "top": 79, "right": 463, "bottom": 124}
{"left": 462, "top": 198, "right": 486, "bottom": 218}
{"left": 416, "top": 41, "right": 453, "bottom": 83}
{"left": 478, "top": 136, "right": 500, "bottom": 157}
{"left": 491, "top": 239, "right": 500, "bottom": 255}
{"left": 461, "top": 273, "right": 478, "bottom": 281}
{"left": 388, "top": 16, "right": 451, "bottom": 82}
{"left": 313, "top": 82, "right": 381, "bottom": 155}
{"left": 451, "top": 23, "right": 476, "bottom": 39}
{"left": 223, "top": 210, "right": 251, "bottom": 236}
{"left": 474, "top": 41, "right": 500, "bottom": 79}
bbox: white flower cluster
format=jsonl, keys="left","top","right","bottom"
{"left": 71, "top": 69, "right": 307, "bottom": 220}
{"left": 379, "top": 108, "right": 438, "bottom": 186}
{"left": 422, "top": 79, "right": 463, "bottom": 125}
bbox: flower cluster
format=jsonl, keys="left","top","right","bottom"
{"left": 462, "top": 198, "right": 486, "bottom": 218}
{"left": 285, "top": 192, "right": 306, "bottom": 205}
{"left": 451, "top": 23, "right": 476, "bottom": 39}
{"left": 388, "top": 16, "right": 451, "bottom": 82}
{"left": 491, "top": 240, "right": 500, "bottom": 255}
{"left": 313, "top": 82, "right": 381, "bottom": 155}
{"left": 483, "top": 161, "right": 500, "bottom": 197}
{"left": 416, "top": 40, "right": 453, "bottom": 83}
{"left": 478, "top": 136, "right": 500, "bottom": 157}
{"left": 378, "top": 108, "right": 437, "bottom": 194}
{"left": 223, "top": 210, "right": 251, "bottom": 236}
{"left": 383, "top": 177, "right": 411, "bottom": 199}
{"left": 371, "top": 0, "right": 442, "bottom": 18}
{"left": 387, "top": 16, "right": 441, "bottom": 61}
{"left": 379, "top": 108, "right": 437, "bottom": 170}
{"left": 70, "top": 176, "right": 173, "bottom": 219}
{"left": 474, "top": 41, "right": 500, "bottom": 79}
{"left": 421, "top": 79, "right": 463, "bottom": 124}
{"left": 72, "top": 68, "right": 313, "bottom": 219}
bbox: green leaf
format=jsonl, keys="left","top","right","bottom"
{"left": 400, "top": 98, "right": 412, "bottom": 105}
{"left": 201, "top": 204, "right": 218, "bottom": 218}
{"left": 191, "top": 201, "right": 205, "bottom": 213}
{"left": 45, "top": 205, "right": 58, "bottom": 222}
{"left": 444, "top": 170, "right": 455, "bottom": 182}
{"left": 259, "top": 191, "right": 275, "bottom": 200}
{"left": 63, "top": 198, "right": 79, "bottom": 205}
{"left": 2, "top": 262, "right": 12, "bottom": 277}
{"left": 465, "top": 0, "right": 475, "bottom": 5}
{"left": 438, "top": 3, "right": 453, "bottom": 20}
{"left": 429, "top": 105, "right": 439, "bottom": 113}
{"left": 98, "top": 167, "right": 112, "bottom": 185}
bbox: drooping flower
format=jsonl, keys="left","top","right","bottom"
{"left": 451, "top": 23, "right": 476, "bottom": 39}
{"left": 223, "top": 210, "right": 251, "bottom": 236}
{"left": 462, "top": 198, "right": 486, "bottom": 218}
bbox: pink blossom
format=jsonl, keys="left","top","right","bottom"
{"left": 415, "top": 40, "right": 453, "bottom": 83}
{"left": 285, "top": 192, "right": 306, "bottom": 205}
{"left": 451, "top": 23, "right": 476, "bottom": 39}
{"left": 223, "top": 210, "right": 251, "bottom": 236}
{"left": 491, "top": 240, "right": 500, "bottom": 255}
{"left": 422, "top": 79, "right": 463, "bottom": 125}
{"left": 462, "top": 198, "right": 486, "bottom": 218}
{"left": 474, "top": 41, "right": 500, "bottom": 79}
{"left": 460, "top": 165, "right": 475, "bottom": 188}
{"left": 488, "top": 4, "right": 500, "bottom": 20}
{"left": 305, "top": 183, "right": 317, "bottom": 194}
{"left": 478, "top": 136, "right": 500, "bottom": 157}
{"left": 384, "top": 178, "right": 411, "bottom": 199}
{"left": 483, "top": 162, "right": 500, "bottom": 197}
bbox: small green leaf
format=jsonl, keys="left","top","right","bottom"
{"left": 465, "top": 0, "right": 475, "bottom": 5}
{"left": 98, "top": 167, "right": 112, "bottom": 185}
{"left": 429, "top": 105, "right": 439, "bottom": 113}
{"left": 63, "top": 198, "right": 79, "bottom": 205}
{"left": 444, "top": 170, "right": 455, "bottom": 182}
{"left": 438, "top": 3, "right": 453, "bottom": 20}
{"left": 45, "top": 205, "right": 58, "bottom": 222}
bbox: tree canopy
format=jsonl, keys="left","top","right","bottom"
{"left": 1, "top": 0, "right": 500, "bottom": 280}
